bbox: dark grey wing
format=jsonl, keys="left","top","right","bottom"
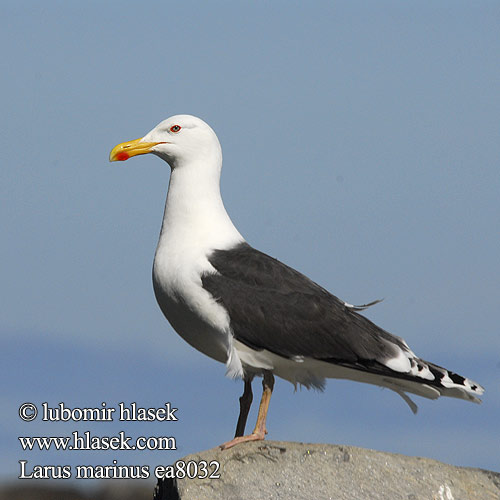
{"left": 202, "top": 243, "right": 484, "bottom": 404}
{"left": 202, "top": 243, "right": 407, "bottom": 366}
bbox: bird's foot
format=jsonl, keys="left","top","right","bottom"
{"left": 219, "top": 430, "right": 266, "bottom": 450}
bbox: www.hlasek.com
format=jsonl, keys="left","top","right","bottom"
{"left": 19, "top": 431, "right": 177, "bottom": 451}
{"left": 18, "top": 402, "right": 220, "bottom": 480}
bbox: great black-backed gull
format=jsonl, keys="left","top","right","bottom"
{"left": 109, "top": 114, "right": 484, "bottom": 449}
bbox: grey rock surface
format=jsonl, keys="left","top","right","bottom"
{"left": 154, "top": 441, "right": 499, "bottom": 500}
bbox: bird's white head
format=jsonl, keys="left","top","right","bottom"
{"left": 109, "top": 114, "right": 222, "bottom": 170}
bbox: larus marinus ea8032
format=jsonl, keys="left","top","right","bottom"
{"left": 109, "top": 114, "right": 484, "bottom": 449}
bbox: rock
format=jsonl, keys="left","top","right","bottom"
{"left": 153, "top": 441, "right": 500, "bottom": 500}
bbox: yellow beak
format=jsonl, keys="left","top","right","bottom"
{"left": 109, "top": 138, "right": 166, "bottom": 162}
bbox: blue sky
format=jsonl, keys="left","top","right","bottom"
{"left": 2, "top": 1, "right": 499, "bottom": 486}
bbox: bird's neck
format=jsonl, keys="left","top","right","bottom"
{"left": 157, "top": 161, "right": 244, "bottom": 255}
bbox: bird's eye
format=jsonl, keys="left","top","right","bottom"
{"left": 170, "top": 125, "right": 181, "bottom": 133}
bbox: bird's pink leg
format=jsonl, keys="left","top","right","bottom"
{"left": 220, "top": 371, "right": 274, "bottom": 450}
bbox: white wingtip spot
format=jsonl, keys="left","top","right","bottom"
{"left": 384, "top": 348, "right": 411, "bottom": 373}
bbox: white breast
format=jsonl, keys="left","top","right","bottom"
{"left": 152, "top": 243, "right": 231, "bottom": 364}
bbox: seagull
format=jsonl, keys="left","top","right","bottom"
{"left": 109, "top": 114, "right": 484, "bottom": 449}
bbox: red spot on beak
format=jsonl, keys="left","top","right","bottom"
{"left": 116, "top": 152, "right": 129, "bottom": 161}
